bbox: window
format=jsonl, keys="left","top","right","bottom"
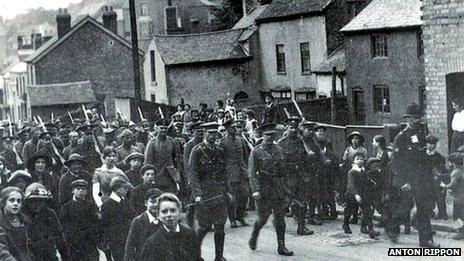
{"left": 348, "top": 0, "right": 366, "bottom": 20}
{"left": 373, "top": 85, "right": 390, "bottom": 113}
{"left": 140, "top": 2, "right": 148, "bottom": 15}
{"left": 300, "top": 42, "right": 311, "bottom": 74}
{"left": 371, "top": 34, "right": 388, "bottom": 58}
{"left": 271, "top": 91, "right": 291, "bottom": 100}
{"left": 151, "top": 94, "right": 156, "bottom": 102}
{"left": 276, "top": 44, "right": 286, "bottom": 73}
{"left": 417, "top": 30, "right": 424, "bottom": 58}
{"left": 318, "top": 92, "right": 328, "bottom": 99}
{"left": 419, "top": 85, "right": 426, "bottom": 113}
{"left": 167, "top": 0, "right": 173, "bottom": 6}
{"left": 150, "top": 50, "right": 156, "bottom": 82}
{"left": 295, "top": 91, "right": 316, "bottom": 100}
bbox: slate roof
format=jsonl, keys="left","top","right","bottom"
{"left": 25, "top": 16, "right": 143, "bottom": 64}
{"left": 233, "top": 4, "right": 270, "bottom": 29}
{"left": 28, "top": 81, "right": 97, "bottom": 107}
{"left": 154, "top": 29, "right": 251, "bottom": 65}
{"left": 256, "top": 0, "right": 332, "bottom": 23}
{"left": 341, "top": 0, "right": 422, "bottom": 33}
{"left": 313, "top": 47, "right": 345, "bottom": 73}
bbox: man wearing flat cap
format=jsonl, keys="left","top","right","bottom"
{"left": 248, "top": 123, "right": 294, "bottom": 256}
{"left": 391, "top": 103, "right": 440, "bottom": 248}
{"left": 116, "top": 129, "right": 142, "bottom": 169}
{"left": 144, "top": 119, "right": 178, "bottom": 170}
{"left": 189, "top": 122, "right": 228, "bottom": 261}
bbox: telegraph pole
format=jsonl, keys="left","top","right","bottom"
{"left": 129, "top": 0, "right": 141, "bottom": 102}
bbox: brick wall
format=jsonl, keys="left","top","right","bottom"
{"left": 422, "top": 0, "right": 464, "bottom": 155}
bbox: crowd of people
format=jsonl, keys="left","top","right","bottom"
{"left": 0, "top": 94, "right": 462, "bottom": 261}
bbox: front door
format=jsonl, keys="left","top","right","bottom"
{"left": 445, "top": 72, "right": 464, "bottom": 152}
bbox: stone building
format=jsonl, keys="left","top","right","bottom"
{"left": 342, "top": 0, "right": 424, "bottom": 125}
{"left": 144, "top": 27, "right": 261, "bottom": 106}
{"left": 25, "top": 9, "right": 144, "bottom": 121}
{"left": 254, "top": 0, "right": 370, "bottom": 102}
{"left": 422, "top": 0, "right": 464, "bottom": 154}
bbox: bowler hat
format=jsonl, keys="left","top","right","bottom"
{"left": 64, "top": 153, "right": 87, "bottom": 168}
{"left": 70, "top": 179, "right": 89, "bottom": 189}
{"left": 75, "top": 124, "right": 95, "bottom": 133}
{"left": 403, "top": 103, "right": 422, "bottom": 119}
{"left": 425, "top": 134, "right": 439, "bottom": 144}
{"left": 285, "top": 116, "right": 302, "bottom": 127}
{"left": 155, "top": 118, "right": 170, "bottom": 127}
{"left": 140, "top": 164, "right": 157, "bottom": 175}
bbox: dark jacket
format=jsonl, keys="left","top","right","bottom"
{"left": 140, "top": 225, "right": 201, "bottom": 261}
{"left": 58, "top": 170, "right": 93, "bottom": 206}
{"left": 23, "top": 207, "right": 70, "bottom": 261}
{"left": 60, "top": 199, "right": 99, "bottom": 261}
{"left": 124, "top": 212, "right": 161, "bottom": 261}
{"left": 130, "top": 183, "right": 156, "bottom": 215}
{"left": 100, "top": 196, "right": 134, "bottom": 246}
{"left": 261, "top": 103, "right": 279, "bottom": 125}
{"left": 346, "top": 167, "right": 377, "bottom": 203}
{"left": 0, "top": 212, "right": 32, "bottom": 261}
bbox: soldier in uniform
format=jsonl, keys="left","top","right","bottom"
{"left": 189, "top": 122, "right": 228, "bottom": 261}
{"left": 248, "top": 123, "right": 293, "bottom": 256}
{"left": 391, "top": 103, "right": 440, "bottom": 248}
{"left": 219, "top": 120, "right": 250, "bottom": 228}
{"left": 116, "top": 129, "right": 142, "bottom": 169}
{"left": 144, "top": 119, "right": 181, "bottom": 194}
{"left": 278, "top": 117, "right": 315, "bottom": 235}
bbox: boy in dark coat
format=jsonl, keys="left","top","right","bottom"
{"left": 60, "top": 180, "right": 100, "bottom": 261}
{"left": 124, "top": 188, "right": 163, "bottom": 261}
{"left": 58, "top": 154, "right": 93, "bottom": 206}
{"left": 101, "top": 177, "right": 134, "bottom": 261}
{"left": 130, "top": 164, "right": 157, "bottom": 215}
{"left": 141, "top": 193, "right": 202, "bottom": 261}
{"left": 342, "top": 153, "right": 380, "bottom": 238}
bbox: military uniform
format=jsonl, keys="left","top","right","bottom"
{"left": 248, "top": 125, "right": 293, "bottom": 255}
{"left": 218, "top": 133, "right": 250, "bottom": 227}
{"left": 189, "top": 127, "right": 228, "bottom": 260}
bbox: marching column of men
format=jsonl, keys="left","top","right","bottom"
{"left": 0, "top": 100, "right": 463, "bottom": 261}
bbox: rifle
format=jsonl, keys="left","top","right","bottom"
{"left": 100, "top": 114, "right": 107, "bottom": 127}
{"left": 81, "top": 105, "right": 102, "bottom": 157}
{"left": 138, "top": 107, "right": 146, "bottom": 122}
{"left": 185, "top": 193, "right": 234, "bottom": 209}
{"left": 116, "top": 108, "right": 125, "bottom": 122}
{"left": 82, "top": 105, "right": 91, "bottom": 123}
{"left": 67, "top": 111, "right": 75, "bottom": 124}
{"left": 7, "top": 115, "right": 23, "bottom": 166}
{"left": 158, "top": 107, "right": 165, "bottom": 119}
{"left": 38, "top": 116, "right": 65, "bottom": 165}
{"left": 33, "top": 116, "right": 38, "bottom": 124}
{"left": 291, "top": 98, "right": 306, "bottom": 122}
{"left": 241, "top": 132, "right": 255, "bottom": 150}
{"left": 283, "top": 108, "right": 291, "bottom": 119}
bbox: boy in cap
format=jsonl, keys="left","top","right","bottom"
{"left": 125, "top": 187, "right": 163, "bottom": 261}
{"left": 60, "top": 179, "right": 100, "bottom": 261}
{"left": 130, "top": 164, "right": 158, "bottom": 215}
{"left": 124, "top": 152, "right": 144, "bottom": 186}
{"left": 101, "top": 177, "right": 135, "bottom": 261}
{"left": 59, "top": 153, "right": 92, "bottom": 206}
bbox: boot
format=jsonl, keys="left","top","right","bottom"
{"left": 248, "top": 223, "right": 261, "bottom": 251}
{"left": 404, "top": 225, "right": 411, "bottom": 235}
{"left": 349, "top": 217, "right": 358, "bottom": 224}
{"left": 452, "top": 227, "right": 464, "bottom": 240}
{"left": 297, "top": 223, "right": 314, "bottom": 236}
{"left": 343, "top": 223, "right": 352, "bottom": 234}
{"left": 214, "top": 232, "right": 226, "bottom": 261}
{"left": 420, "top": 240, "right": 441, "bottom": 248}
{"left": 277, "top": 240, "right": 294, "bottom": 256}
{"left": 308, "top": 217, "right": 323, "bottom": 226}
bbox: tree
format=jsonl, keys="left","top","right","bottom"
{"left": 213, "top": 0, "right": 256, "bottom": 30}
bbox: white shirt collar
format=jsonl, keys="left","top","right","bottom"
{"left": 145, "top": 210, "right": 159, "bottom": 225}
{"left": 163, "top": 224, "right": 180, "bottom": 233}
{"left": 109, "top": 191, "right": 122, "bottom": 202}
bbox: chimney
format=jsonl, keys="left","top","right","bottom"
{"left": 17, "top": 36, "right": 23, "bottom": 49}
{"left": 33, "top": 33, "right": 43, "bottom": 50}
{"left": 56, "top": 8, "right": 71, "bottom": 38}
{"left": 165, "top": 6, "right": 178, "bottom": 31}
{"left": 102, "top": 6, "right": 118, "bottom": 34}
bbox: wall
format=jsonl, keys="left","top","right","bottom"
{"left": 346, "top": 29, "right": 424, "bottom": 125}
{"left": 166, "top": 60, "right": 261, "bottom": 107}
{"left": 422, "top": 0, "right": 464, "bottom": 155}
{"left": 32, "top": 21, "right": 144, "bottom": 118}
{"left": 258, "top": 16, "right": 327, "bottom": 93}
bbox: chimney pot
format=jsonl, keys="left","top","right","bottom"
{"left": 56, "top": 8, "right": 71, "bottom": 38}
{"left": 102, "top": 6, "right": 118, "bottom": 34}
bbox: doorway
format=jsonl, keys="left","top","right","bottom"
{"left": 445, "top": 72, "right": 464, "bottom": 152}
{"left": 352, "top": 88, "right": 365, "bottom": 124}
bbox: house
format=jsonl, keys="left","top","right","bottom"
{"left": 421, "top": 0, "right": 464, "bottom": 154}
{"left": 253, "top": 0, "right": 369, "bottom": 102}
{"left": 341, "top": 0, "right": 424, "bottom": 125}
{"left": 24, "top": 8, "right": 144, "bottom": 121}
{"left": 143, "top": 27, "right": 261, "bottom": 106}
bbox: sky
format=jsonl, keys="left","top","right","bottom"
{"left": 0, "top": 0, "right": 83, "bottom": 20}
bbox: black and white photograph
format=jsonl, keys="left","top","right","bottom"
{"left": 0, "top": 0, "right": 463, "bottom": 260}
